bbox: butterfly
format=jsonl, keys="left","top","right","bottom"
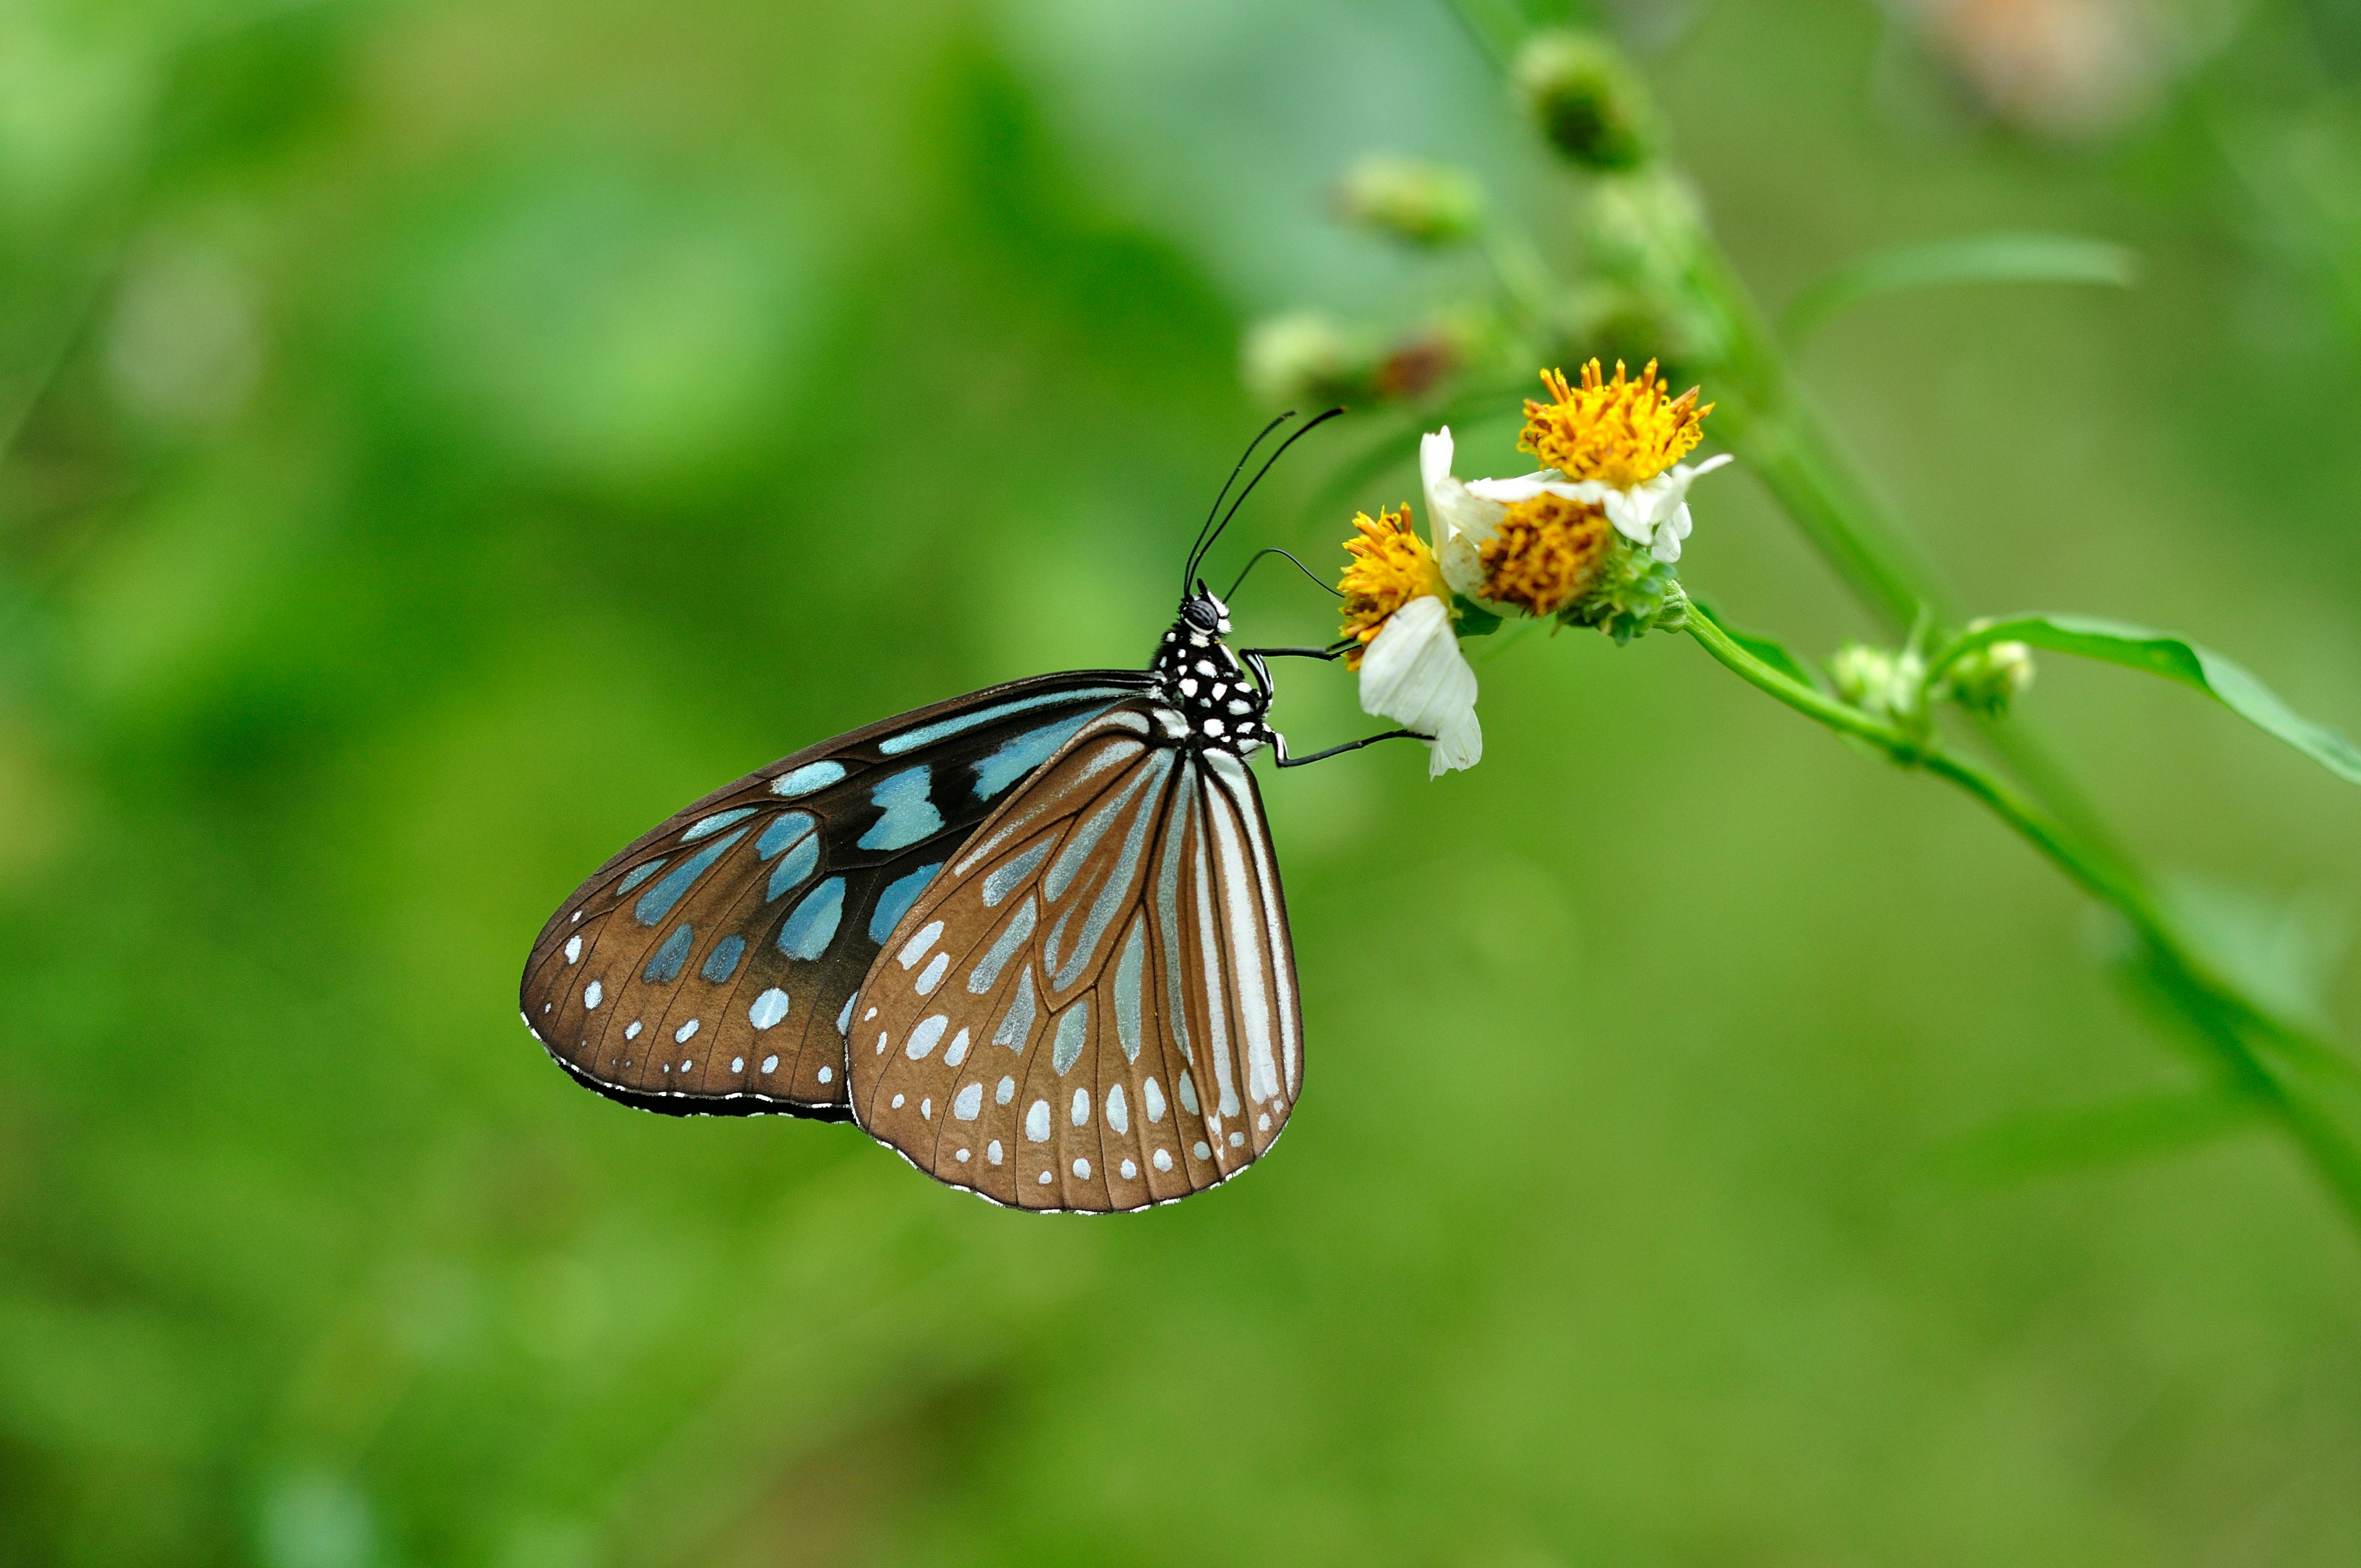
{"left": 518, "top": 413, "right": 1418, "bottom": 1211}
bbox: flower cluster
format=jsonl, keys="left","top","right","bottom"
{"left": 1338, "top": 360, "right": 1728, "bottom": 777}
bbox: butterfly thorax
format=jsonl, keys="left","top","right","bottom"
{"left": 1151, "top": 590, "right": 1272, "bottom": 756}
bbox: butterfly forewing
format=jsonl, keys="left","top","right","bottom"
{"left": 520, "top": 673, "right": 1152, "bottom": 1118}
{"left": 854, "top": 703, "right": 1304, "bottom": 1211}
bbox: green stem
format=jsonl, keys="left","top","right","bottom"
{"left": 1684, "top": 604, "right": 2361, "bottom": 1224}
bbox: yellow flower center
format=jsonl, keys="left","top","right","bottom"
{"left": 1337, "top": 504, "right": 1445, "bottom": 669}
{"left": 1518, "top": 358, "right": 1710, "bottom": 488}
{"left": 1479, "top": 493, "right": 1613, "bottom": 617}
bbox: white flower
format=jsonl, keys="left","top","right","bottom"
{"left": 1468, "top": 453, "right": 1733, "bottom": 563}
{"left": 1419, "top": 426, "right": 1505, "bottom": 598}
{"left": 1357, "top": 595, "right": 1481, "bottom": 777}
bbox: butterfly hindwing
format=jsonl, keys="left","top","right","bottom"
{"left": 520, "top": 672, "right": 1154, "bottom": 1118}
{"left": 853, "top": 703, "right": 1304, "bottom": 1211}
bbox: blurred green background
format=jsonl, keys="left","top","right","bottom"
{"left": 5, "top": 0, "right": 2361, "bottom": 1563}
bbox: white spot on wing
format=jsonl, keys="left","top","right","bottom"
{"left": 1106, "top": 1084, "right": 1129, "bottom": 1135}
{"left": 1070, "top": 1088, "right": 1090, "bottom": 1126}
{"left": 564, "top": 935, "right": 581, "bottom": 963}
{"left": 905, "top": 1015, "right": 949, "bottom": 1060}
{"left": 1143, "top": 1077, "right": 1166, "bottom": 1123}
{"left": 953, "top": 1082, "right": 983, "bottom": 1120}
{"left": 583, "top": 981, "right": 603, "bottom": 1010}
{"left": 916, "top": 951, "right": 950, "bottom": 995}
{"left": 1025, "top": 1099, "right": 1051, "bottom": 1142}
{"left": 898, "top": 920, "right": 945, "bottom": 968}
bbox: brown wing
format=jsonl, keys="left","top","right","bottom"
{"left": 851, "top": 704, "right": 1304, "bottom": 1211}
{"left": 519, "top": 673, "right": 1152, "bottom": 1119}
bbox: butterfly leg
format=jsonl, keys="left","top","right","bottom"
{"left": 1271, "top": 728, "right": 1425, "bottom": 767}
{"left": 1241, "top": 644, "right": 1350, "bottom": 662}
{"left": 1241, "top": 646, "right": 1428, "bottom": 767}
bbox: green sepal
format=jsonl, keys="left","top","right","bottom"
{"left": 1562, "top": 543, "right": 1685, "bottom": 644}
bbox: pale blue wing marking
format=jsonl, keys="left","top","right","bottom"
{"left": 643, "top": 923, "right": 693, "bottom": 983}
{"left": 983, "top": 841, "right": 1052, "bottom": 907}
{"left": 683, "top": 807, "right": 757, "bottom": 841}
{"left": 634, "top": 828, "right": 747, "bottom": 925}
{"left": 1051, "top": 1006, "right": 1087, "bottom": 1074}
{"left": 875, "top": 687, "right": 1136, "bottom": 756}
{"left": 756, "top": 810, "right": 816, "bottom": 860}
{"left": 772, "top": 760, "right": 846, "bottom": 797}
{"left": 700, "top": 934, "right": 747, "bottom": 984}
{"left": 858, "top": 766, "right": 943, "bottom": 851}
{"left": 836, "top": 993, "right": 856, "bottom": 1037}
{"left": 970, "top": 710, "right": 1108, "bottom": 799}
{"left": 749, "top": 987, "right": 790, "bottom": 1029}
{"left": 617, "top": 859, "right": 666, "bottom": 895}
{"left": 868, "top": 862, "right": 945, "bottom": 943}
{"left": 765, "top": 835, "right": 822, "bottom": 902}
{"left": 779, "top": 877, "right": 846, "bottom": 960}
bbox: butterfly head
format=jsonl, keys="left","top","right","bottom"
{"left": 1180, "top": 582, "right": 1232, "bottom": 637}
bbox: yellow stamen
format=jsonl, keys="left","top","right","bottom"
{"left": 1337, "top": 504, "right": 1446, "bottom": 669}
{"left": 1519, "top": 358, "right": 1711, "bottom": 488}
{"left": 1479, "top": 492, "right": 1613, "bottom": 617}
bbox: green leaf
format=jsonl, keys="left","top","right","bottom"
{"left": 1452, "top": 596, "right": 1503, "bottom": 638}
{"left": 1937, "top": 614, "right": 2361, "bottom": 787}
{"left": 1782, "top": 232, "right": 2141, "bottom": 347}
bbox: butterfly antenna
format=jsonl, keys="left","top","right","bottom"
{"left": 1184, "top": 412, "right": 1294, "bottom": 598}
{"left": 1188, "top": 406, "right": 1345, "bottom": 589}
{"left": 1225, "top": 546, "right": 1341, "bottom": 603}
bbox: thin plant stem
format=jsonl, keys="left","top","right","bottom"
{"left": 1684, "top": 602, "right": 2361, "bottom": 1224}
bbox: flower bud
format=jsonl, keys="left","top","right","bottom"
{"left": 1513, "top": 31, "right": 1658, "bottom": 171}
{"left": 1829, "top": 643, "right": 1900, "bottom": 712}
{"left": 1241, "top": 312, "right": 1368, "bottom": 407}
{"left": 1335, "top": 155, "right": 1485, "bottom": 247}
{"left": 1939, "top": 641, "right": 2036, "bottom": 716}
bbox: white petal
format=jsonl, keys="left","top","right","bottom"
{"left": 1464, "top": 471, "right": 1555, "bottom": 503}
{"left": 1418, "top": 427, "right": 1456, "bottom": 519}
{"left": 1437, "top": 531, "right": 1488, "bottom": 598}
{"left": 1420, "top": 428, "right": 1504, "bottom": 559}
{"left": 1602, "top": 487, "right": 1656, "bottom": 545}
{"left": 1357, "top": 596, "right": 1481, "bottom": 777}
